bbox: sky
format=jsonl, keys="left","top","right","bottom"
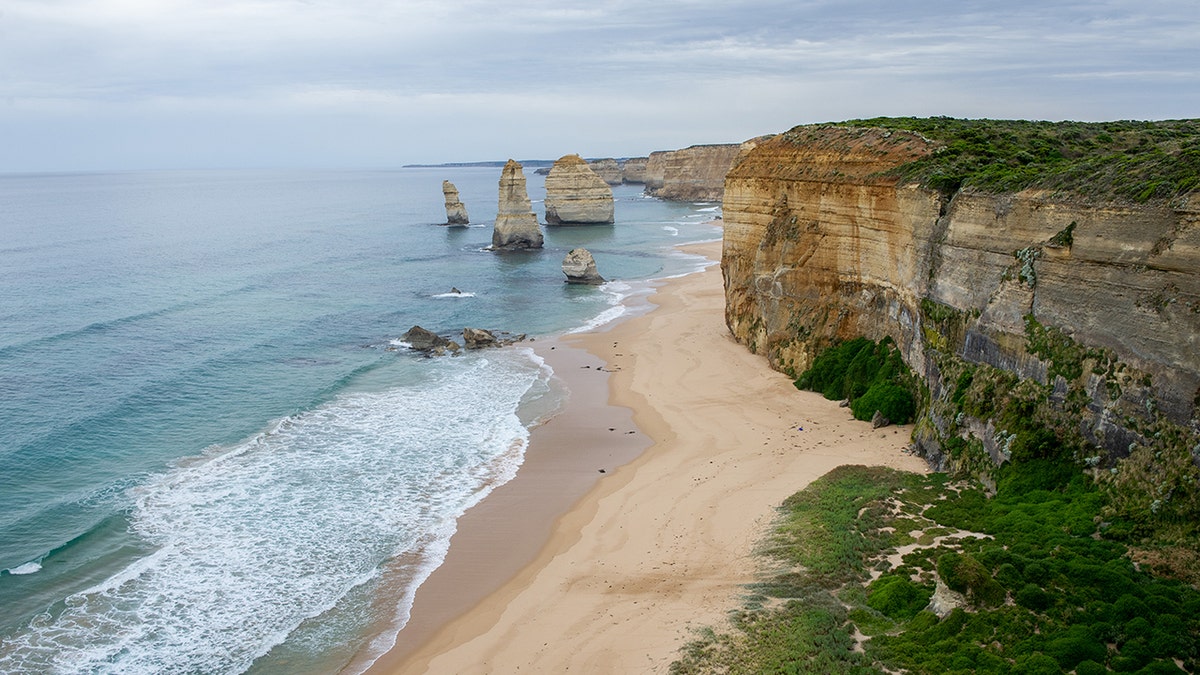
{"left": 2, "top": 0, "right": 1198, "bottom": 171}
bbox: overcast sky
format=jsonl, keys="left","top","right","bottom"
{"left": 2, "top": 0, "right": 1198, "bottom": 171}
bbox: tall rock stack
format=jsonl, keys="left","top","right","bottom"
{"left": 491, "top": 160, "right": 544, "bottom": 250}
{"left": 544, "top": 154, "right": 615, "bottom": 225}
{"left": 442, "top": 180, "right": 469, "bottom": 225}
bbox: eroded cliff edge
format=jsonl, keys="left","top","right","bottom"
{"left": 723, "top": 124, "right": 1200, "bottom": 481}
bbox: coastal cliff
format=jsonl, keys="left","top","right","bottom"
{"left": 644, "top": 143, "right": 750, "bottom": 202}
{"left": 722, "top": 122, "right": 1200, "bottom": 499}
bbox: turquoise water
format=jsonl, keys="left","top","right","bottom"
{"left": 0, "top": 168, "right": 721, "bottom": 673}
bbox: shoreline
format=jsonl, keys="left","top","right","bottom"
{"left": 361, "top": 239, "right": 928, "bottom": 673}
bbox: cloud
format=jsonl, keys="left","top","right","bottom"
{"left": 1, "top": 0, "right": 1197, "bottom": 169}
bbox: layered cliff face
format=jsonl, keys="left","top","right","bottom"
{"left": 723, "top": 126, "right": 1200, "bottom": 465}
{"left": 648, "top": 143, "right": 748, "bottom": 202}
{"left": 492, "top": 160, "right": 543, "bottom": 250}
{"left": 544, "top": 154, "right": 614, "bottom": 225}
{"left": 586, "top": 158, "right": 624, "bottom": 186}
{"left": 621, "top": 157, "right": 648, "bottom": 184}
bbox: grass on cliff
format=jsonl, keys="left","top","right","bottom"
{"left": 830, "top": 117, "right": 1200, "bottom": 202}
{"left": 671, "top": 464, "right": 1200, "bottom": 675}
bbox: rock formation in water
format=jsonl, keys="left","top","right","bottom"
{"left": 586, "top": 158, "right": 623, "bottom": 185}
{"left": 441, "top": 180, "right": 469, "bottom": 225}
{"left": 721, "top": 122, "right": 1200, "bottom": 473}
{"left": 562, "top": 248, "right": 605, "bottom": 285}
{"left": 491, "top": 160, "right": 544, "bottom": 250}
{"left": 402, "top": 325, "right": 461, "bottom": 356}
{"left": 463, "top": 327, "right": 527, "bottom": 349}
{"left": 544, "top": 155, "right": 614, "bottom": 225}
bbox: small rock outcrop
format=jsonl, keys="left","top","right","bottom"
{"left": 562, "top": 248, "right": 605, "bottom": 285}
{"left": 463, "top": 328, "right": 527, "bottom": 349}
{"left": 586, "top": 158, "right": 623, "bottom": 185}
{"left": 491, "top": 160, "right": 544, "bottom": 250}
{"left": 544, "top": 155, "right": 614, "bottom": 225}
{"left": 463, "top": 327, "right": 498, "bottom": 348}
{"left": 871, "top": 410, "right": 892, "bottom": 429}
{"left": 402, "top": 325, "right": 461, "bottom": 356}
{"left": 442, "top": 180, "right": 469, "bottom": 225}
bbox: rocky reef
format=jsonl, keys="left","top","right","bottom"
{"left": 544, "top": 154, "right": 614, "bottom": 225}
{"left": 441, "top": 180, "right": 469, "bottom": 225}
{"left": 722, "top": 122, "right": 1200, "bottom": 480}
{"left": 491, "top": 159, "right": 544, "bottom": 250}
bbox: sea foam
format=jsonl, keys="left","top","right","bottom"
{"left": 0, "top": 350, "right": 546, "bottom": 675}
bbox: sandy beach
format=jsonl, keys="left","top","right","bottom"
{"left": 365, "top": 239, "right": 928, "bottom": 674}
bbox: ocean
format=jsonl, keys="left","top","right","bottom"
{"left": 0, "top": 167, "right": 721, "bottom": 674}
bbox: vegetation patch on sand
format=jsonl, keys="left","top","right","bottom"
{"left": 672, "top": 464, "right": 1200, "bottom": 674}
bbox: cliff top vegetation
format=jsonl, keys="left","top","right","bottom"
{"left": 829, "top": 117, "right": 1200, "bottom": 203}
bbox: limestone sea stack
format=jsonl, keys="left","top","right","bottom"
{"left": 441, "top": 180, "right": 469, "bottom": 225}
{"left": 544, "top": 154, "right": 615, "bottom": 225}
{"left": 562, "top": 248, "right": 605, "bottom": 285}
{"left": 491, "top": 160, "right": 544, "bottom": 250}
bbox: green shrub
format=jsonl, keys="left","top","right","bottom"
{"left": 1016, "top": 583, "right": 1053, "bottom": 611}
{"left": 796, "top": 337, "right": 916, "bottom": 423}
{"left": 1075, "top": 660, "right": 1107, "bottom": 675}
{"left": 1046, "top": 628, "right": 1107, "bottom": 670}
{"left": 937, "top": 553, "right": 1006, "bottom": 607}
{"left": 1015, "top": 652, "right": 1063, "bottom": 675}
{"left": 1134, "top": 661, "right": 1187, "bottom": 674}
{"left": 995, "top": 563, "right": 1024, "bottom": 589}
{"left": 867, "top": 575, "right": 932, "bottom": 620}
{"left": 852, "top": 382, "right": 917, "bottom": 424}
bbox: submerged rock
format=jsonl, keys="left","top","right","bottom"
{"left": 562, "top": 248, "right": 605, "bottom": 285}
{"left": 442, "top": 180, "right": 469, "bottom": 225}
{"left": 544, "top": 154, "right": 614, "bottom": 225}
{"left": 491, "top": 160, "right": 544, "bottom": 250}
{"left": 402, "top": 325, "right": 461, "bottom": 356}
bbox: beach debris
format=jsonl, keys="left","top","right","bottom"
{"left": 442, "top": 180, "right": 469, "bottom": 225}
{"left": 838, "top": 399, "right": 850, "bottom": 408}
{"left": 562, "top": 248, "right": 605, "bottom": 285}
{"left": 871, "top": 410, "right": 892, "bottom": 429}
{"left": 491, "top": 160, "right": 544, "bottom": 250}
{"left": 462, "top": 327, "right": 526, "bottom": 349}
{"left": 598, "top": 468, "right": 606, "bottom": 473}
{"left": 544, "top": 154, "right": 614, "bottom": 225}
{"left": 401, "top": 325, "right": 461, "bottom": 356}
